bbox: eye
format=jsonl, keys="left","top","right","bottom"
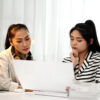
{"left": 70, "top": 38, "right": 74, "bottom": 41}
{"left": 17, "top": 41, "right": 22, "bottom": 43}
{"left": 77, "top": 40, "right": 82, "bottom": 42}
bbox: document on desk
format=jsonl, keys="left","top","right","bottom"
{"left": 13, "top": 60, "right": 74, "bottom": 97}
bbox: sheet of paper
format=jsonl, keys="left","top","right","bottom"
{"left": 13, "top": 60, "right": 74, "bottom": 92}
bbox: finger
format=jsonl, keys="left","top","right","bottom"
{"left": 25, "top": 89, "right": 33, "bottom": 92}
{"left": 72, "top": 50, "right": 78, "bottom": 57}
{"left": 18, "top": 85, "right": 23, "bottom": 89}
{"left": 70, "top": 52, "right": 75, "bottom": 59}
{"left": 66, "top": 86, "right": 70, "bottom": 92}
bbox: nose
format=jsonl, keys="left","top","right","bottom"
{"left": 72, "top": 40, "right": 77, "bottom": 46}
{"left": 23, "top": 41, "right": 27, "bottom": 47}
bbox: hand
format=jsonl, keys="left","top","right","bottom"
{"left": 25, "top": 89, "right": 34, "bottom": 92}
{"left": 66, "top": 86, "right": 70, "bottom": 96}
{"left": 66, "top": 86, "right": 70, "bottom": 92}
{"left": 18, "top": 85, "right": 39, "bottom": 92}
{"left": 18, "top": 85, "right": 23, "bottom": 89}
{"left": 25, "top": 89, "right": 39, "bottom": 92}
{"left": 70, "top": 50, "right": 79, "bottom": 67}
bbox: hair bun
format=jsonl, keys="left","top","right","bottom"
{"left": 85, "top": 20, "right": 96, "bottom": 35}
{"left": 85, "top": 20, "right": 95, "bottom": 28}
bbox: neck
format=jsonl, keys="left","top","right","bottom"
{"left": 21, "top": 54, "right": 27, "bottom": 59}
{"left": 78, "top": 50, "right": 88, "bottom": 69}
{"left": 79, "top": 50, "right": 88, "bottom": 61}
{"left": 15, "top": 50, "right": 27, "bottom": 60}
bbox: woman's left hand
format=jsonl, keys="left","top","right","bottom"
{"left": 25, "top": 89, "right": 39, "bottom": 92}
{"left": 70, "top": 50, "right": 79, "bottom": 67}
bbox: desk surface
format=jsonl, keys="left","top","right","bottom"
{"left": 0, "top": 92, "right": 98, "bottom": 100}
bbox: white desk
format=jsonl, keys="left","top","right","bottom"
{"left": 0, "top": 91, "right": 98, "bottom": 100}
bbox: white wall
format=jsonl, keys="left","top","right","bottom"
{"left": 0, "top": 0, "right": 100, "bottom": 61}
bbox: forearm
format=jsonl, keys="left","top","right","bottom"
{"left": 0, "top": 78, "right": 19, "bottom": 91}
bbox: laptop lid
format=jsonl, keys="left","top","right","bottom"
{"left": 13, "top": 60, "right": 74, "bottom": 92}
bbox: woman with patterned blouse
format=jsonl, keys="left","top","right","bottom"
{"left": 63, "top": 20, "right": 100, "bottom": 83}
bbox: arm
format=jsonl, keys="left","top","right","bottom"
{"left": 95, "top": 65, "right": 100, "bottom": 83}
{"left": 0, "top": 54, "right": 19, "bottom": 91}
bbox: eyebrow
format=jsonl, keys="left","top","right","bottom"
{"left": 70, "top": 35, "right": 83, "bottom": 39}
{"left": 16, "top": 35, "right": 30, "bottom": 40}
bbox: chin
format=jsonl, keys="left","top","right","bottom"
{"left": 22, "top": 51, "right": 29, "bottom": 55}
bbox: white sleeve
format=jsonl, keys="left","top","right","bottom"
{"left": 0, "top": 54, "right": 19, "bottom": 92}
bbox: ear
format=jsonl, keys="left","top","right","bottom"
{"left": 90, "top": 38, "right": 94, "bottom": 45}
{"left": 9, "top": 39, "right": 13, "bottom": 46}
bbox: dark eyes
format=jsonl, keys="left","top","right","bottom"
{"left": 17, "top": 41, "right": 22, "bottom": 43}
{"left": 70, "top": 38, "right": 74, "bottom": 40}
{"left": 77, "top": 40, "right": 82, "bottom": 42}
{"left": 17, "top": 38, "right": 30, "bottom": 43}
{"left": 70, "top": 38, "right": 82, "bottom": 42}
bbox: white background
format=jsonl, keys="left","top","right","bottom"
{"left": 0, "top": 0, "right": 100, "bottom": 61}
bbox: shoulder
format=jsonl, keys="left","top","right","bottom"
{"left": 0, "top": 46, "right": 13, "bottom": 60}
{"left": 93, "top": 51, "right": 100, "bottom": 56}
{"left": 91, "top": 51, "right": 100, "bottom": 59}
{"left": 62, "top": 57, "right": 72, "bottom": 63}
{"left": 86, "top": 51, "right": 100, "bottom": 65}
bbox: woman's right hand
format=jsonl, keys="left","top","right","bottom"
{"left": 70, "top": 50, "right": 79, "bottom": 68}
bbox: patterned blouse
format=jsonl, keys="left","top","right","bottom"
{"left": 63, "top": 51, "right": 100, "bottom": 83}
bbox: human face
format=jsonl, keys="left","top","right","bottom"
{"left": 11, "top": 28, "right": 31, "bottom": 56}
{"left": 70, "top": 30, "right": 88, "bottom": 54}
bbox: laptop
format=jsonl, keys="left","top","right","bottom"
{"left": 13, "top": 60, "right": 74, "bottom": 97}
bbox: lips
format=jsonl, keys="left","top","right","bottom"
{"left": 23, "top": 48, "right": 29, "bottom": 51}
{"left": 72, "top": 47, "right": 77, "bottom": 49}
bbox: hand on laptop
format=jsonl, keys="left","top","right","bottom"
{"left": 25, "top": 89, "right": 34, "bottom": 92}
{"left": 18, "top": 85, "right": 23, "bottom": 89}
{"left": 66, "top": 86, "right": 70, "bottom": 97}
{"left": 25, "top": 89, "right": 40, "bottom": 92}
{"left": 18, "top": 85, "right": 34, "bottom": 92}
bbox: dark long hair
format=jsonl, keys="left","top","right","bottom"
{"left": 69, "top": 20, "right": 100, "bottom": 52}
{"left": 5, "top": 24, "right": 29, "bottom": 49}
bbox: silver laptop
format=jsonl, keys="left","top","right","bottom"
{"left": 13, "top": 60, "right": 74, "bottom": 93}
